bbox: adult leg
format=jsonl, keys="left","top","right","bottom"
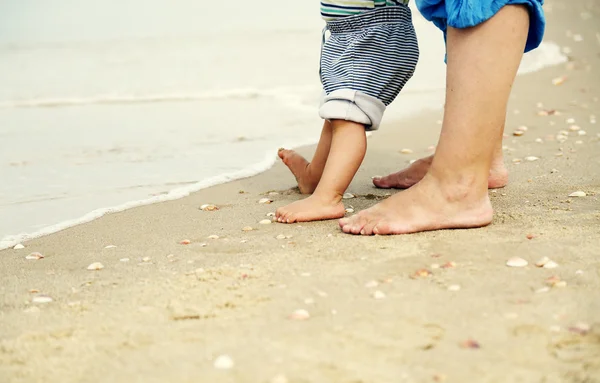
{"left": 339, "top": 5, "right": 528, "bottom": 235}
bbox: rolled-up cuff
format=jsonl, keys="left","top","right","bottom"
{"left": 319, "top": 89, "right": 386, "bottom": 131}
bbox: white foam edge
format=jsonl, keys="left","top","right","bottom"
{"left": 0, "top": 138, "right": 320, "bottom": 251}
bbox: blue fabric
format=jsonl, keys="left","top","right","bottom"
{"left": 415, "top": 0, "right": 545, "bottom": 53}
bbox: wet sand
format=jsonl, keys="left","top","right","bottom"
{"left": 1, "top": 1, "right": 599, "bottom": 382}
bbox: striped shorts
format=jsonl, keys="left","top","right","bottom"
{"left": 319, "top": 5, "right": 419, "bottom": 130}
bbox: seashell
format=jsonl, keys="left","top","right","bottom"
{"left": 104, "top": 245, "right": 117, "bottom": 249}
{"left": 213, "top": 355, "right": 234, "bottom": 370}
{"left": 32, "top": 295, "right": 53, "bottom": 304}
{"left": 552, "top": 76, "right": 567, "bottom": 85}
{"left": 430, "top": 263, "right": 440, "bottom": 269}
{"left": 259, "top": 219, "right": 272, "bottom": 225}
{"left": 568, "top": 191, "right": 586, "bottom": 197}
{"left": 25, "top": 252, "right": 44, "bottom": 260}
{"left": 242, "top": 226, "right": 254, "bottom": 232}
{"left": 568, "top": 125, "right": 581, "bottom": 131}
{"left": 441, "top": 261, "right": 456, "bottom": 269}
{"left": 373, "top": 290, "right": 386, "bottom": 299}
{"left": 525, "top": 156, "right": 539, "bottom": 162}
{"left": 506, "top": 257, "right": 528, "bottom": 267}
{"left": 87, "top": 262, "right": 104, "bottom": 270}
{"left": 141, "top": 257, "right": 150, "bottom": 262}
{"left": 266, "top": 212, "right": 275, "bottom": 217}
{"left": 513, "top": 130, "right": 525, "bottom": 136}
{"left": 364, "top": 280, "right": 379, "bottom": 288}
{"left": 345, "top": 207, "right": 354, "bottom": 214}
{"left": 14, "top": 244, "right": 25, "bottom": 250}
{"left": 199, "top": 243, "right": 207, "bottom": 247}
{"left": 400, "top": 149, "right": 413, "bottom": 154}
{"left": 342, "top": 193, "right": 355, "bottom": 199}
{"left": 411, "top": 269, "right": 432, "bottom": 279}
{"left": 270, "top": 374, "right": 289, "bottom": 383}
{"left": 275, "top": 234, "right": 286, "bottom": 240}
{"left": 289, "top": 309, "right": 310, "bottom": 320}
{"left": 208, "top": 235, "right": 219, "bottom": 239}
{"left": 447, "top": 284, "right": 461, "bottom": 291}
{"left": 120, "top": 258, "right": 130, "bottom": 262}
{"left": 535, "top": 138, "right": 543, "bottom": 143}
{"left": 569, "top": 322, "right": 590, "bottom": 335}
{"left": 543, "top": 260, "right": 559, "bottom": 269}
{"left": 180, "top": 239, "right": 191, "bottom": 245}
{"left": 518, "top": 125, "right": 528, "bottom": 131}
{"left": 578, "top": 130, "right": 586, "bottom": 136}
{"left": 258, "top": 198, "right": 272, "bottom": 204}
{"left": 460, "top": 339, "right": 481, "bottom": 349}
{"left": 535, "top": 257, "right": 550, "bottom": 267}
{"left": 200, "top": 204, "right": 219, "bottom": 211}
{"left": 526, "top": 234, "right": 535, "bottom": 239}
{"left": 512, "top": 158, "right": 522, "bottom": 163}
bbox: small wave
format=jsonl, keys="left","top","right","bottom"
{"left": 0, "top": 86, "right": 320, "bottom": 110}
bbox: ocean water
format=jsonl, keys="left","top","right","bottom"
{"left": 0, "top": 0, "right": 566, "bottom": 249}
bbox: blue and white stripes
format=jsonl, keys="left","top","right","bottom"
{"left": 321, "top": 0, "right": 410, "bottom": 21}
{"left": 320, "top": 6, "right": 419, "bottom": 107}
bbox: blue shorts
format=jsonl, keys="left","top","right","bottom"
{"left": 416, "top": 0, "right": 545, "bottom": 53}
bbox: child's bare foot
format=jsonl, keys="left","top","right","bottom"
{"left": 372, "top": 155, "right": 508, "bottom": 189}
{"left": 276, "top": 194, "right": 345, "bottom": 223}
{"left": 278, "top": 149, "right": 321, "bottom": 194}
{"left": 340, "top": 174, "right": 493, "bottom": 235}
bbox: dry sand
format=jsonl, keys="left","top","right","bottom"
{"left": 1, "top": 1, "right": 599, "bottom": 382}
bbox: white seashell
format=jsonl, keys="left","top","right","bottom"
{"left": 506, "top": 257, "right": 528, "bottom": 267}
{"left": 258, "top": 198, "right": 272, "bottom": 204}
{"left": 552, "top": 76, "right": 567, "bottom": 86}
{"left": 342, "top": 193, "right": 355, "bottom": 199}
{"left": 535, "top": 257, "right": 550, "bottom": 267}
{"left": 364, "top": 280, "right": 379, "bottom": 288}
{"left": 120, "top": 258, "right": 130, "bottom": 262}
{"left": 32, "top": 295, "right": 53, "bottom": 304}
{"left": 200, "top": 204, "right": 219, "bottom": 211}
{"left": 400, "top": 148, "right": 413, "bottom": 154}
{"left": 213, "top": 355, "right": 234, "bottom": 370}
{"left": 578, "top": 130, "right": 586, "bottom": 136}
{"left": 373, "top": 290, "right": 386, "bottom": 299}
{"left": 525, "top": 156, "right": 539, "bottom": 162}
{"left": 242, "top": 226, "right": 254, "bottom": 232}
{"left": 304, "top": 298, "right": 315, "bottom": 305}
{"left": 104, "top": 245, "right": 117, "bottom": 249}
{"left": 275, "top": 234, "right": 286, "bottom": 240}
{"left": 430, "top": 263, "right": 440, "bottom": 269}
{"left": 87, "top": 262, "right": 104, "bottom": 270}
{"left": 208, "top": 235, "right": 220, "bottom": 239}
{"left": 535, "top": 287, "right": 550, "bottom": 294}
{"left": 568, "top": 125, "right": 581, "bottom": 131}
{"left": 266, "top": 212, "right": 275, "bottom": 217}
{"left": 569, "top": 191, "right": 586, "bottom": 197}
{"left": 142, "top": 257, "right": 151, "bottom": 262}
{"left": 259, "top": 219, "right": 272, "bottom": 225}
{"left": 345, "top": 208, "right": 354, "bottom": 213}
{"left": 289, "top": 309, "right": 310, "bottom": 320}
{"left": 447, "top": 284, "right": 461, "bottom": 291}
{"left": 25, "top": 252, "right": 44, "bottom": 260}
{"left": 535, "top": 138, "right": 543, "bottom": 143}
{"left": 13, "top": 244, "right": 25, "bottom": 250}
{"left": 543, "top": 260, "right": 559, "bottom": 269}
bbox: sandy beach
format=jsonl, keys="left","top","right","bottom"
{"left": 1, "top": 1, "right": 599, "bottom": 382}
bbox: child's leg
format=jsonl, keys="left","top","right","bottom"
{"left": 278, "top": 120, "right": 332, "bottom": 194}
{"left": 276, "top": 119, "right": 366, "bottom": 223}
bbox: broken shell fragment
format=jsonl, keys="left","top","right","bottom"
{"left": 32, "top": 295, "right": 53, "bottom": 304}
{"left": 213, "top": 355, "right": 234, "bottom": 370}
{"left": 87, "top": 262, "right": 104, "bottom": 270}
{"left": 552, "top": 76, "right": 567, "bottom": 85}
{"left": 289, "top": 309, "right": 310, "bottom": 320}
{"left": 441, "top": 261, "right": 456, "bottom": 269}
{"left": 568, "top": 191, "right": 586, "bottom": 197}
{"left": 242, "top": 226, "right": 254, "bottom": 232}
{"left": 120, "top": 258, "right": 130, "bottom": 262}
{"left": 13, "top": 244, "right": 25, "bottom": 250}
{"left": 513, "top": 130, "right": 525, "bottom": 136}
{"left": 568, "top": 125, "right": 581, "bottom": 131}
{"left": 25, "top": 252, "right": 44, "bottom": 260}
{"left": 460, "top": 339, "right": 481, "bottom": 349}
{"left": 141, "top": 257, "right": 151, "bottom": 262}
{"left": 364, "top": 280, "right": 379, "bottom": 288}
{"left": 526, "top": 234, "right": 535, "bottom": 240}
{"left": 535, "top": 257, "right": 550, "bottom": 267}
{"left": 208, "top": 235, "right": 220, "bottom": 240}
{"left": 447, "top": 284, "right": 461, "bottom": 291}
{"left": 525, "top": 156, "right": 539, "bottom": 162}
{"left": 400, "top": 148, "right": 413, "bottom": 154}
{"left": 543, "top": 260, "right": 559, "bottom": 269}
{"left": 373, "top": 290, "right": 386, "bottom": 299}
{"left": 506, "top": 257, "right": 528, "bottom": 267}
{"left": 200, "top": 204, "right": 219, "bottom": 211}
{"left": 180, "top": 239, "right": 191, "bottom": 245}
{"left": 545, "top": 275, "right": 566, "bottom": 287}
{"left": 411, "top": 269, "right": 433, "bottom": 279}
{"left": 258, "top": 198, "right": 272, "bottom": 204}
{"left": 342, "top": 193, "right": 355, "bottom": 199}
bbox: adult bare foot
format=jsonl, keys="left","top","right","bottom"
{"left": 276, "top": 194, "right": 345, "bottom": 223}
{"left": 372, "top": 155, "right": 508, "bottom": 189}
{"left": 340, "top": 174, "right": 493, "bottom": 235}
{"left": 278, "top": 149, "right": 321, "bottom": 194}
